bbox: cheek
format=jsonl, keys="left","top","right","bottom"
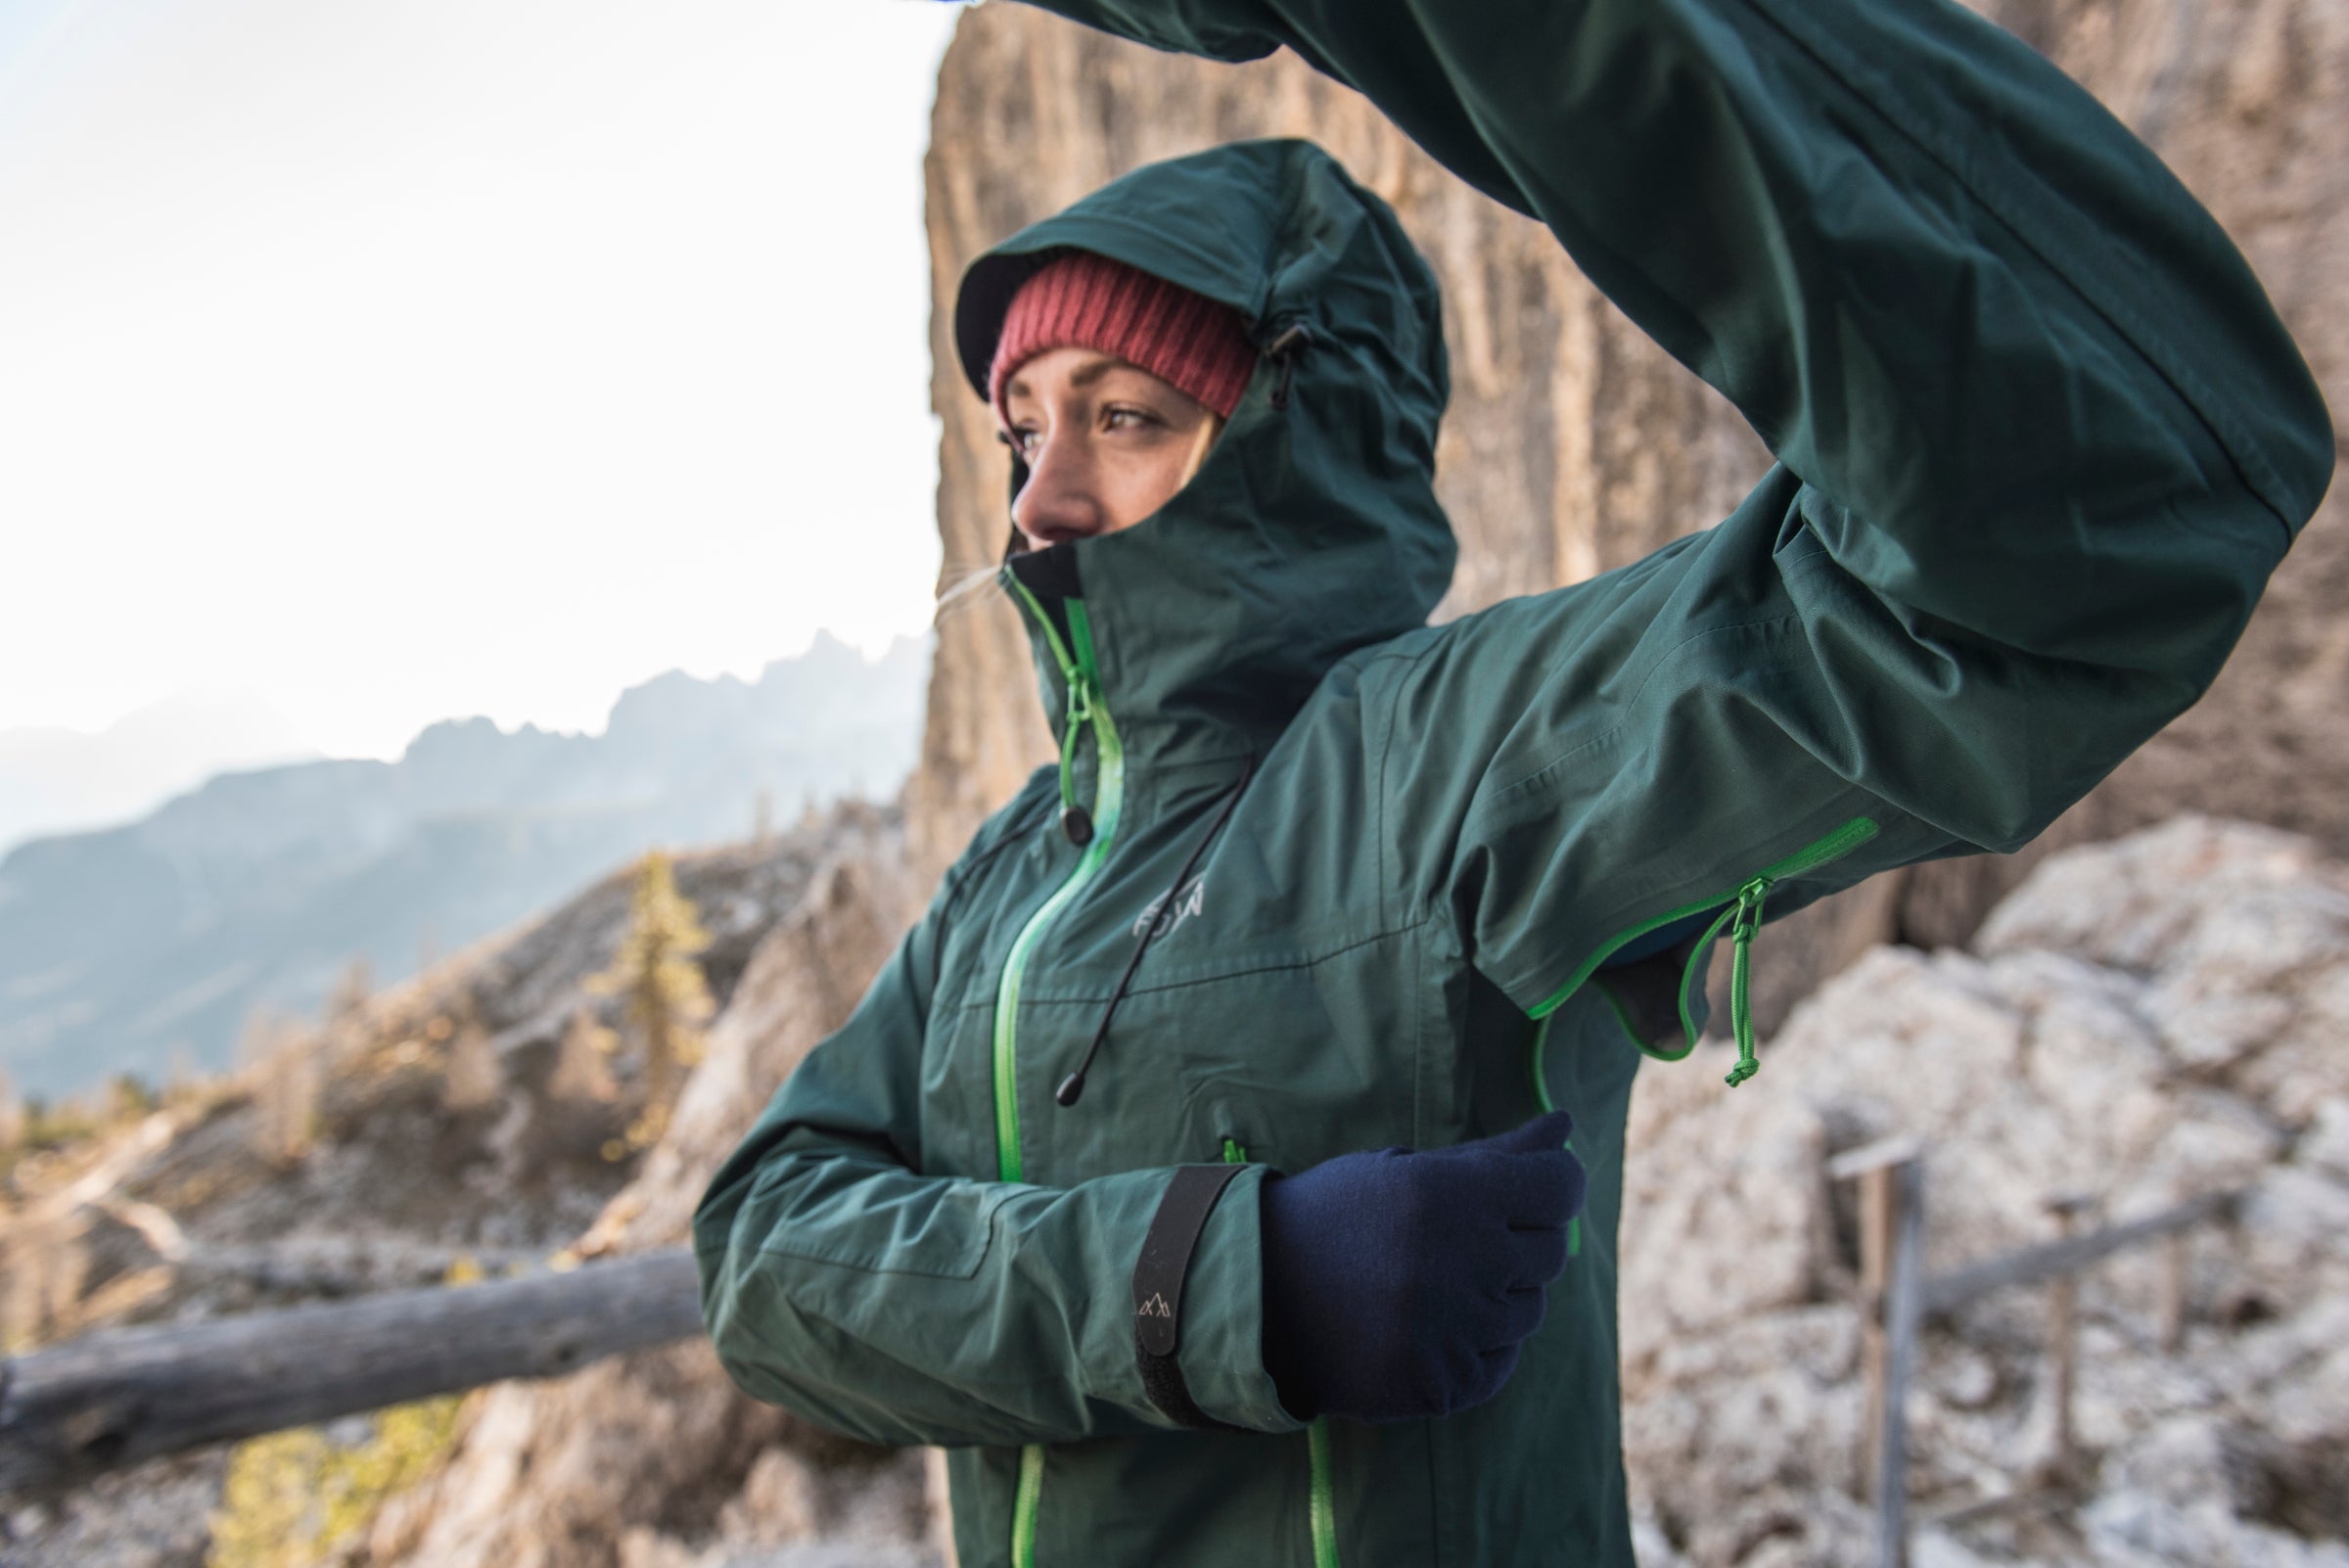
{"left": 1105, "top": 444, "right": 1196, "bottom": 532}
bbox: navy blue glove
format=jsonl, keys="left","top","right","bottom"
{"left": 1257, "top": 1112, "right": 1585, "bottom": 1422}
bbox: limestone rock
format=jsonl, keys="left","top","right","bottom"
{"left": 1619, "top": 817, "right": 2349, "bottom": 1567}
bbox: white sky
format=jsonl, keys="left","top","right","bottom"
{"left": 0, "top": 0, "right": 960, "bottom": 761}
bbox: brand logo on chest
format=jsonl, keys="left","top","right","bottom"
{"left": 1133, "top": 876, "right": 1206, "bottom": 940}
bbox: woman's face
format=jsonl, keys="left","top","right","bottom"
{"left": 1001, "top": 346, "right": 1222, "bottom": 550}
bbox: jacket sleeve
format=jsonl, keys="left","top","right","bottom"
{"left": 691, "top": 823, "right": 1301, "bottom": 1448}
{"left": 1013, "top": 0, "right": 2334, "bottom": 1016}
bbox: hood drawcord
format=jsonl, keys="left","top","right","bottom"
{"left": 1056, "top": 754, "right": 1259, "bottom": 1108}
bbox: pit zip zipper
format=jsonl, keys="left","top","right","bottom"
{"left": 1528, "top": 816, "right": 1878, "bottom": 1088}
{"left": 997, "top": 577, "right": 1125, "bottom": 1568}
{"left": 1222, "top": 1137, "right": 1338, "bottom": 1568}
{"left": 1518, "top": 1033, "right": 1585, "bottom": 1260}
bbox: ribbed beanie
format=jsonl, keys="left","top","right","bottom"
{"left": 989, "top": 252, "right": 1258, "bottom": 429}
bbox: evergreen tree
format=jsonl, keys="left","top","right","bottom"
{"left": 587, "top": 850, "right": 714, "bottom": 1150}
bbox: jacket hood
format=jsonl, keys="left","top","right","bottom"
{"left": 954, "top": 138, "right": 1455, "bottom": 764}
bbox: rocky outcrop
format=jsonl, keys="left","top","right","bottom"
{"left": 1619, "top": 815, "right": 2349, "bottom": 1566}
{"left": 0, "top": 812, "right": 908, "bottom": 1568}
{"left": 353, "top": 810, "right": 938, "bottom": 1568}
{"left": 0, "top": 824, "right": 857, "bottom": 1358}
{"left": 911, "top": 0, "right": 2347, "bottom": 1025}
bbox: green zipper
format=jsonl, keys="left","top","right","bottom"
{"left": 996, "top": 579, "right": 1126, "bottom": 1568}
{"left": 1221, "top": 1137, "right": 1338, "bottom": 1568}
{"left": 1010, "top": 1444, "right": 1044, "bottom": 1568}
{"left": 1307, "top": 1417, "right": 1340, "bottom": 1568}
{"left": 1518, "top": 1030, "right": 1585, "bottom": 1258}
{"left": 1528, "top": 816, "right": 1878, "bottom": 1086}
{"left": 993, "top": 582, "right": 1125, "bottom": 1184}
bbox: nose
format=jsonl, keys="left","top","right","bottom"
{"left": 1013, "top": 430, "right": 1106, "bottom": 547}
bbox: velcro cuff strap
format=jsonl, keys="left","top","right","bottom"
{"left": 1133, "top": 1163, "right": 1249, "bottom": 1431}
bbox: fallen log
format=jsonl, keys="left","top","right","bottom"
{"left": 0, "top": 1247, "right": 702, "bottom": 1498}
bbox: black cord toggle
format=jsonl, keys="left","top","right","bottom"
{"left": 1056, "top": 755, "right": 1258, "bottom": 1109}
{"left": 1267, "top": 324, "right": 1313, "bottom": 411}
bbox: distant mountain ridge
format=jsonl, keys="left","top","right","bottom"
{"left": 0, "top": 632, "right": 927, "bottom": 1100}
{"left": 0, "top": 686, "right": 321, "bottom": 857}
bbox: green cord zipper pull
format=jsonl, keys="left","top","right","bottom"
{"left": 1059, "top": 671, "right": 1094, "bottom": 845}
{"left": 1724, "top": 877, "right": 1770, "bottom": 1086}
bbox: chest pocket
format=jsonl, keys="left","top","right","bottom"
{"left": 1007, "top": 922, "right": 1436, "bottom": 1186}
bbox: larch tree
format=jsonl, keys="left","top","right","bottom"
{"left": 586, "top": 850, "right": 715, "bottom": 1151}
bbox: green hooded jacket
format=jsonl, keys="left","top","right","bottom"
{"left": 694, "top": 0, "right": 2331, "bottom": 1562}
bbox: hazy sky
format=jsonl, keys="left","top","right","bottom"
{"left": 0, "top": 0, "right": 959, "bottom": 761}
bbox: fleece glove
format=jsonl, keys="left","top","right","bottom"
{"left": 1257, "top": 1111, "right": 1585, "bottom": 1423}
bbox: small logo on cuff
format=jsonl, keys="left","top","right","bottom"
{"left": 1138, "top": 1292, "right": 1174, "bottom": 1320}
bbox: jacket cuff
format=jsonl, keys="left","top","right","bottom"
{"left": 1159, "top": 1164, "right": 1307, "bottom": 1432}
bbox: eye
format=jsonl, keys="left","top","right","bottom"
{"left": 1004, "top": 424, "right": 1041, "bottom": 456}
{"left": 1104, "top": 405, "right": 1163, "bottom": 434}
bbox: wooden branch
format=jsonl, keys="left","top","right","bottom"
{"left": 0, "top": 1248, "right": 702, "bottom": 1499}
{"left": 1920, "top": 1190, "right": 2240, "bottom": 1317}
{"left": 1827, "top": 1134, "right": 1924, "bottom": 1182}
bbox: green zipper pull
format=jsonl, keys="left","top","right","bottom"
{"left": 1724, "top": 877, "right": 1771, "bottom": 1086}
{"left": 1059, "top": 670, "right": 1094, "bottom": 846}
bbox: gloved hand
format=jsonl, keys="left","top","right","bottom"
{"left": 1257, "top": 1111, "right": 1585, "bottom": 1423}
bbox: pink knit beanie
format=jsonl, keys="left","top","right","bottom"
{"left": 988, "top": 252, "right": 1258, "bottom": 430}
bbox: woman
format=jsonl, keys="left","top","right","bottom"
{"left": 696, "top": 0, "right": 2330, "bottom": 1562}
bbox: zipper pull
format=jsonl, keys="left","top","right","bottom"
{"left": 1724, "top": 877, "right": 1770, "bottom": 1086}
{"left": 1058, "top": 670, "right": 1094, "bottom": 846}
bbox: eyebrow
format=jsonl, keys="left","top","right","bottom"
{"left": 1004, "top": 353, "right": 1123, "bottom": 403}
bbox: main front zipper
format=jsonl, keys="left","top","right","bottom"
{"left": 995, "top": 580, "right": 1125, "bottom": 1568}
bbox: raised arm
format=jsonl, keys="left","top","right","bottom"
{"left": 1014, "top": 0, "right": 2332, "bottom": 1040}
{"left": 1017, "top": 0, "right": 2327, "bottom": 552}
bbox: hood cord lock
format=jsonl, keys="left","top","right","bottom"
{"left": 1267, "top": 325, "right": 1313, "bottom": 412}
{"left": 1057, "top": 755, "right": 1259, "bottom": 1108}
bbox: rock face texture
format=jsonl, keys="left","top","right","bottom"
{"left": 353, "top": 810, "right": 940, "bottom": 1568}
{"left": 0, "top": 810, "right": 931, "bottom": 1568}
{"left": 910, "top": 0, "right": 2347, "bottom": 1025}
{"left": 1619, "top": 815, "right": 2349, "bottom": 1567}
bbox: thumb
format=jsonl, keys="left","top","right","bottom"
{"left": 1489, "top": 1110, "right": 1576, "bottom": 1154}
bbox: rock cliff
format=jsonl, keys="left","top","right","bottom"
{"left": 909, "top": 0, "right": 2347, "bottom": 1028}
